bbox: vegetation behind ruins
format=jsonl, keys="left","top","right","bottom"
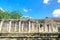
{"left": 0, "top": 10, "right": 23, "bottom": 19}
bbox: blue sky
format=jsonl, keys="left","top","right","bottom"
{"left": 0, "top": 0, "right": 60, "bottom": 19}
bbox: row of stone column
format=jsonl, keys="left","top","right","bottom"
{"left": 44, "top": 22, "right": 58, "bottom": 32}
{"left": 8, "top": 20, "right": 31, "bottom": 32}
{"left": 38, "top": 21, "right": 58, "bottom": 32}
{"left": 0, "top": 20, "right": 36, "bottom": 33}
{"left": 0, "top": 20, "right": 58, "bottom": 33}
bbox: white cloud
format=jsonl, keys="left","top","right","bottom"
{"left": 0, "top": 7, "right": 5, "bottom": 12}
{"left": 23, "top": 8, "right": 32, "bottom": 12}
{"left": 23, "top": 8, "right": 28, "bottom": 12}
{"left": 43, "top": 0, "right": 49, "bottom": 4}
{"left": 58, "top": 0, "right": 60, "bottom": 3}
{"left": 52, "top": 9, "right": 60, "bottom": 17}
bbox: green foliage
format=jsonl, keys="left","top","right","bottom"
{"left": 10, "top": 11, "right": 23, "bottom": 19}
{"left": 0, "top": 10, "right": 23, "bottom": 19}
{"left": 2, "top": 12, "right": 11, "bottom": 19}
{"left": 40, "top": 23, "right": 43, "bottom": 27}
{"left": 0, "top": 10, "right": 4, "bottom": 19}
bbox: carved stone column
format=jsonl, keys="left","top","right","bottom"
{"left": 45, "top": 22, "right": 47, "bottom": 32}
{"left": 7, "top": 23, "right": 9, "bottom": 32}
{"left": 29, "top": 21, "right": 31, "bottom": 32}
{"left": 49, "top": 24, "right": 51, "bottom": 32}
{"left": 36, "top": 21, "right": 39, "bottom": 32}
{"left": 8, "top": 20, "right": 12, "bottom": 32}
{"left": 32, "top": 22, "right": 35, "bottom": 32}
{"left": 51, "top": 24, "right": 53, "bottom": 32}
{"left": 0, "top": 20, "right": 4, "bottom": 31}
{"left": 15, "top": 22, "right": 17, "bottom": 32}
{"left": 51, "top": 22, "right": 54, "bottom": 32}
{"left": 22, "top": 22, "right": 24, "bottom": 32}
{"left": 39, "top": 23, "right": 40, "bottom": 32}
{"left": 19, "top": 20, "right": 21, "bottom": 32}
{"left": 56, "top": 25, "right": 58, "bottom": 32}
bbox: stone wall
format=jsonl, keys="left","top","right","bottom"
{"left": 0, "top": 18, "right": 59, "bottom": 33}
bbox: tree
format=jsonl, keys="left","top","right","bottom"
{"left": 0, "top": 10, "right": 23, "bottom": 19}
{"left": 0, "top": 10, "right": 4, "bottom": 19}
{"left": 10, "top": 11, "right": 23, "bottom": 19}
{"left": 2, "top": 11, "right": 11, "bottom": 19}
{"left": 0, "top": 10, "right": 11, "bottom": 19}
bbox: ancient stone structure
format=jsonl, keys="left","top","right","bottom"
{"left": 0, "top": 18, "right": 59, "bottom": 33}
{"left": 0, "top": 18, "right": 60, "bottom": 40}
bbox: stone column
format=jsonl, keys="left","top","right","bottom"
{"left": 49, "top": 24, "right": 51, "bottom": 32}
{"left": 19, "top": 20, "right": 21, "bottom": 32}
{"left": 7, "top": 23, "right": 9, "bottom": 32}
{"left": 29, "top": 21, "right": 31, "bottom": 32}
{"left": 45, "top": 22, "right": 47, "bottom": 32}
{"left": 51, "top": 20, "right": 54, "bottom": 32}
{"left": 39, "top": 23, "right": 40, "bottom": 32}
{"left": 22, "top": 22, "right": 24, "bottom": 32}
{"left": 42, "top": 26, "right": 44, "bottom": 32}
{"left": 15, "top": 22, "right": 17, "bottom": 32}
{"left": 56, "top": 25, "right": 58, "bottom": 32}
{"left": 36, "top": 23, "right": 38, "bottom": 32}
{"left": 36, "top": 21, "right": 39, "bottom": 32}
{"left": 0, "top": 20, "right": 4, "bottom": 31}
{"left": 8, "top": 20, "right": 12, "bottom": 32}
{"left": 51, "top": 23, "right": 54, "bottom": 32}
{"left": 32, "top": 23, "right": 35, "bottom": 32}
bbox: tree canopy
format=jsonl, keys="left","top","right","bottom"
{"left": 0, "top": 10, "right": 23, "bottom": 19}
{"left": 10, "top": 11, "right": 23, "bottom": 19}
